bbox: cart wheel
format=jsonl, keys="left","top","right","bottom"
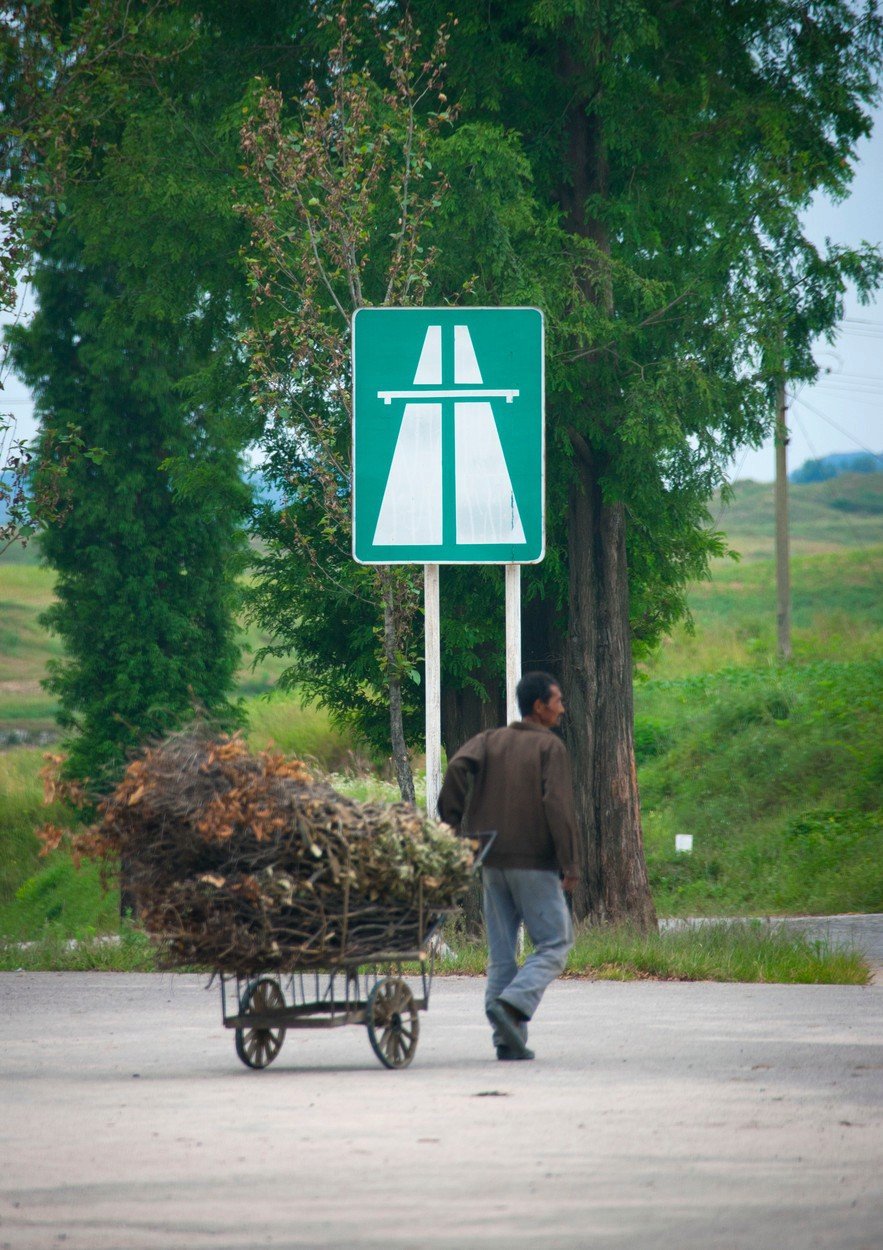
{"left": 366, "top": 977, "right": 419, "bottom": 1069}
{"left": 235, "top": 977, "right": 286, "bottom": 1070}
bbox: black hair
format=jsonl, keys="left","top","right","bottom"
{"left": 516, "top": 671, "right": 560, "bottom": 717}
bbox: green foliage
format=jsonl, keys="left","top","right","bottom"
{"left": 0, "top": 854, "right": 120, "bottom": 940}
{"left": 420, "top": 0, "right": 883, "bottom": 661}
{"left": 2, "top": 2, "right": 332, "bottom": 784}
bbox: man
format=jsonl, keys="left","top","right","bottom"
{"left": 438, "top": 671, "right": 579, "bottom": 1061}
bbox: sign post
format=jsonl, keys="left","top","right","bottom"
{"left": 505, "top": 564, "right": 522, "bottom": 727}
{"left": 424, "top": 563, "right": 442, "bottom": 816}
{"left": 352, "top": 307, "right": 544, "bottom": 813}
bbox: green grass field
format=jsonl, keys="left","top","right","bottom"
{"left": 1, "top": 472, "right": 880, "bottom": 970}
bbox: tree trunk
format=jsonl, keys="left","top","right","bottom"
{"left": 563, "top": 433, "right": 656, "bottom": 928}
{"left": 440, "top": 660, "right": 504, "bottom": 761}
{"left": 556, "top": 36, "right": 656, "bottom": 930}
{"left": 440, "top": 640, "right": 503, "bottom": 937}
{"left": 380, "top": 571, "right": 416, "bottom": 804}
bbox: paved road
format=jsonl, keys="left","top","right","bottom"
{"left": 2, "top": 973, "right": 881, "bottom": 1250}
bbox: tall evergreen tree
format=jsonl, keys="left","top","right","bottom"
{"left": 3, "top": 1, "right": 320, "bottom": 783}
{"left": 7, "top": 225, "right": 247, "bottom": 783}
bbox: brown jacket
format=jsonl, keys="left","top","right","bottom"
{"left": 437, "top": 721, "right": 579, "bottom": 875}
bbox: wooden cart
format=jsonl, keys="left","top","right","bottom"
{"left": 219, "top": 831, "right": 494, "bottom": 1070}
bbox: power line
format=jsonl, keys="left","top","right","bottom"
{"left": 789, "top": 391, "right": 883, "bottom": 461}
{"left": 812, "top": 378, "right": 882, "bottom": 398}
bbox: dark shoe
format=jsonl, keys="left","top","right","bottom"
{"left": 497, "top": 1044, "right": 535, "bottom": 1061}
{"left": 487, "top": 998, "right": 531, "bottom": 1058}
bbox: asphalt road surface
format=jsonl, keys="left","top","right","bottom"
{"left": 2, "top": 973, "right": 881, "bottom": 1250}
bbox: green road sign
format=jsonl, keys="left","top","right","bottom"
{"left": 352, "top": 307, "right": 544, "bottom": 564}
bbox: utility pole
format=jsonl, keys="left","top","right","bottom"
{"left": 774, "top": 375, "right": 791, "bottom": 661}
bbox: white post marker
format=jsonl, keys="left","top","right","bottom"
{"left": 424, "top": 563, "right": 442, "bottom": 820}
{"left": 505, "top": 564, "right": 521, "bottom": 725}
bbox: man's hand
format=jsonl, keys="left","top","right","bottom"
{"left": 561, "top": 872, "right": 579, "bottom": 894}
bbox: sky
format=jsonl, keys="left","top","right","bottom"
{"left": 2, "top": 106, "right": 881, "bottom": 486}
{"left": 731, "top": 100, "right": 883, "bottom": 482}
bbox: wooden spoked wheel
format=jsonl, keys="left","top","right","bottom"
{"left": 235, "top": 977, "right": 286, "bottom": 1070}
{"left": 366, "top": 977, "right": 419, "bottom": 1069}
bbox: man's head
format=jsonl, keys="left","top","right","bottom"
{"left": 516, "top": 671, "right": 565, "bottom": 728}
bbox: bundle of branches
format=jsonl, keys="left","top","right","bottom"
{"left": 43, "top": 726, "right": 476, "bottom": 972}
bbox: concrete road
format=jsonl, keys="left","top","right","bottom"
{"left": 1, "top": 973, "right": 881, "bottom": 1250}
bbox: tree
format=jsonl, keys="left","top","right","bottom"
{"left": 237, "top": 9, "right": 456, "bottom": 800}
{"left": 412, "top": 0, "right": 883, "bottom": 925}
{"left": 7, "top": 223, "right": 248, "bottom": 784}
{"left": 1, "top": 0, "right": 309, "bottom": 782}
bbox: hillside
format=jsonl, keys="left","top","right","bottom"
{"left": 710, "top": 471, "right": 883, "bottom": 556}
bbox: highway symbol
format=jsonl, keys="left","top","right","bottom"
{"left": 372, "top": 323, "right": 526, "bottom": 547}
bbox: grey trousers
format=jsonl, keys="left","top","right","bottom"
{"left": 482, "top": 866, "right": 574, "bottom": 1046}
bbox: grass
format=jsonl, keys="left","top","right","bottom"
{"left": 0, "top": 923, "right": 157, "bottom": 972}
{"left": 562, "top": 920, "right": 870, "bottom": 984}
{"left": 0, "top": 919, "right": 869, "bottom": 983}
{"left": 426, "top": 918, "right": 870, "bottom": 983}
{"left": 245, "top": 691, "right": 362, "bottom": 771}
{"left": 640, "top": 545, "right": 883, "bottom": 679}
{"left": 636, "top": 660, "right": 883, "bottom": 916}
{"left": 422, "top": 915, "right": 870, "bottom": 980}
{"left": 0, "top": 562, "right": 60, "bottom": 735}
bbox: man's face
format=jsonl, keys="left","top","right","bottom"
{"left": 534, "top": 684, "right": 565, "bottom": 728}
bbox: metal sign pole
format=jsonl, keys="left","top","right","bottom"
{"left": 505, "top": 564, "right": 521, "bottom": 724}
{"left": 424, "top": 563, "right": 442, "bottom": 817}
{"left": 506, "top": 562, "right": 525, "bottom": 958}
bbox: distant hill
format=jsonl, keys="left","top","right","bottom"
{"left": 790, "top": 450, "right": 882, "bottom": 484}
{"left": 711, "top": 471, "right": 883, "bottom": 556}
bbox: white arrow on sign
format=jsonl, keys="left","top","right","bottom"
{"left": 372, "top": 324, "right": 526, "bottom": 546}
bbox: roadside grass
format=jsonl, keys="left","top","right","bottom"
{"left": 0, "top": 855, "right": 121, "bottom": 941}
{"left": 1, "top": 487, "right": 880, "bottom": 972}
{"left": 2, "top": 658, "right": 879, "bottom": 950}
{"left": 0, "top": 747, "right": 73, "bottom": 902}
{"left": 430, "top": 920, "right": 870, "bottom": 983}
{"left": 0, "top": 923, "right": 156, "bottom": 972}
{"left": 1, "top": 919, "right": 870, "bottom": 984}
{"left": 637, "top": 660, "right": 883, "bottom": 916}
{"left": 562, "top": 920, "right": 870, "bottom": 984}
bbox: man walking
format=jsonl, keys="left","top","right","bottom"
{"left": 438, "top": 672, "right": 579, "bottom": 1061}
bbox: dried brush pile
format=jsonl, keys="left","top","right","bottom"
{"left": 48, "top": 727, "right": 475, "bottom": 973}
